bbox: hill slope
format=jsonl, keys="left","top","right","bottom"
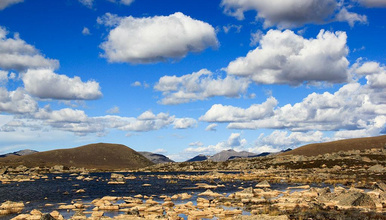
{"left": 0, "top": 143, "right": 153, "bottom": 170}
{"left": 281, "top": 135, "right": 386, "bottom": 157}
{"left": 186, "top": 154, "right": 209, "bottom": 162}
{"left": 139, "top": 152, "right": 174, "bottom": 164}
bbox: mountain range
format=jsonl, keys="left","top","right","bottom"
{"left": 139, "top": 151, "right": 174, "bottom": 164}
{"left": 0, "top": 149, "right": 38, "bottom": 158}
{"left": 0, "top": 143, "right": 153, "bottom": 170}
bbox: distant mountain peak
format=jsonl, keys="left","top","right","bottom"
{"left": 139, "top": 151, "right": 174, "bottom": 164}
{"left": 0, "top": 149, "right": 38, "bottom": 158}
{"left": 210, "top": 149, "right": 257, "bottom": 162}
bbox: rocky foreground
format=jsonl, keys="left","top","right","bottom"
{"left": 1, "top": 146, "right": 385, "bottom": 219}
{"left": 144, "top": 147, "right": 386, "bottom": 187}
{"left": 1, "top": 179, "right": 386, "bottom": 220}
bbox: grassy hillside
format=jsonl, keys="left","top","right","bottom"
{"left": 281, "top": 135, "right": 386, "bottom": 157}
{"left": 0, "top": 143, "right": 154, "bottom": 170}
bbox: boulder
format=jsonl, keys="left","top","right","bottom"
{"left": 198, "top": 189, "right": 222, "bottom": 197}
{"left": 0, "top": 201, "right": 24, "bottom": 214}
{"left": 40, "top": 214, "right": 56, "bottom": 220}
{"left": 336, "top": 191, "right": 376, "bottom": 208}
{"left": 368, "top": 164, "right": 385, "bottom": 173}
{"left": 373, "top": 182, "right": 386, "bottom": 192}
{"left": 255, "top": 180, "right": 271, "bottom": 188}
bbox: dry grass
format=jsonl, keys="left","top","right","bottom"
{"left": 281, "top": 135, "right": 386, "bottom": 157}
{"left": 0, "top": 143, "right": 154, "bottom": 170}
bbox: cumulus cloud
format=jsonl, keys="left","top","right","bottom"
{"left": 117, "top": 111, "right": 175, "bottom": 132}
{"left": 0, "top": 88, "right": 38, "bottom": 114}
{"left": 34, "top": 107, "right": 88, "bottom": 123}
{"left": 131, "top": 81, "right": 142, "bottom": 87}
{"left": 0, "top": 27, "right": 59, "bottom": 71}
{"left": 173, "top": 118, "right": 197, "bottom": 129}
{"left": 184, "top": 133, "right": 247, "bottom": 155}
{"left": 22, "top": 69, "right": 102, "bottom": 100}
{"left": 223, "top": 24, "right": 242, "bottom": 33}
{"left": 220, "top": 0, "right": 366, "bottom": 28}
{"left": 0, "top": 0, "right": 23, "bottom": 10}
{"left": 205, "top": 123, "right": 218, "bottom": 131}
{"left": 79, "top": 0, "right": 93, "bottom": 8}
{"left": 3, "top": 108, "right": 191, "bottom": 136}
{"left": 0, "top": 70, "right": 8, "bottom": 85}
{"left": 82, "top": 27, "right": 91, "bottom": 35}
{"left": 355, "top": 0, "right": 386, "bottom": 7}
{"left": 200, "top": 60, "right": 386, "bottom": 138}
{"left": 155, "top": 69, "right": 250, "bottom": 104}
{"left": 108, "top": 0, "right": 135, "bottom": 6}
{"left": 131, "top": 81, "right": 149, "bottom": 88}
{"left": 106, "top": 106, "right": 120, "bottom": 114}
{"left": 226, "top": 29, "right": 349, "bottom": 86}
{"left": 200, "top": 97, "right": 278, "bottom": 122}
{"left": 259, "top": 130, "right": 326, "bottom": 148}
{"left": 335, "top": 8, "right": 367, "bottom": 27}
{"left": 99, "top": 12, "right": 218, "bottom": 64}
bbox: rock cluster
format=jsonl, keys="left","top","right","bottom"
{"left": 6, "top": 179, "right": 386, "bottom": 220}
{"left": 0, "top": 201, "right": 24, "bottom": 215}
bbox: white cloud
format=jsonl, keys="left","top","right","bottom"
{"left": 0, "top": 0, "right": 23, "bottom": 10}
{"left": 226, "top": 29, "right": 349, "bottom": 86}
{"left": 82, "top": 27, "right": 91, "bottom": 35}
{"left": 79, "top": 0, "right": 93, "bottom": 8}
{"left": 106, "top": 106, "right": 120, "bottom": 114}
{"left": 173, "top": 118, "right": 197, "bottom": 129}
{"left": 223, "top": 24, "right": 242, "bottom": 33}
{"left": 155, "top": 69, "right": 250, "bottom": 104}
{"left": 22, "top": 69, "right": 102, "bottom": 100}
{"left": 0, "top": 26, "right": 59, "bottom": 71}
{"left": 153, "top": 148, "right": 167, "bottom": 154}
{"left": 200, "top": 97, "right": 277, "bottom": 122}
{"left": 0, "top": 88, "right": 38, "bottom": 114}
{"left": 220, "top": 0, "right": 366, "bottom": 28}
{"left": 256, "top": 130, "right": 327, "bottom": 149}
{"left": 247, "top": 145, "right": 280, "bottom": 155}
{"left": 205, "top": 123, "right": 218, "bottom": 131}
{"left": 201, "top": 61, "right": 386, "bottom": 138}
{"left": 189, "top": 141, "right": 204, "bottom": 147}
{"left": 131, "top": 81, "right": 142, "bottom": 87}
{"left": 0, "top": 115, "right": 13, "bottom": 127}
{"left": 333, "top": 115, "right": 386, "bottom": 139}
{"left": 184, "top": 132, "right": 247, "bottom": 155}
{"left": 119, "top": 0, "right": 134, "bottom": 5}
{"left": 355, "top": 61, "right": 383, "bottom": 75}
{"left": 34, "top": 107, "right": 88, "bottom": 123}
{"left": 97, "top": 13, "right": 122, "bottom": 27}
{"left": 107, "top": 0, "right": 135, "bottom": 6}
{"left": 131, "top": 81, "right": 149, "bottom": 88}
{"left": 250, "top": 30, "right": 263, "bottom": 46}
{"left": 117, "top": 111, "right": 175, "bottom": 132}
{"left": 355, "top": 0, "right": 386, "bottom": 7}
{"left": 0, "top": 70, "right": 8, "bottom": 84}
{"left": 99, "top": 12, "right": 219, "bottom": 64}
{"left": 335, "top": 8, "right": 367, "bottom": 27}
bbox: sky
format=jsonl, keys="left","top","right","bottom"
{"left": 0, "top": 0, "right": 385, "bottom": 161}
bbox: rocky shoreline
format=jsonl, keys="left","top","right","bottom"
{"left": 1, "top": 180, "right": 386, "bottom": 219}
{"left": 1, "top": 147, "right": 385, "bottom": 219}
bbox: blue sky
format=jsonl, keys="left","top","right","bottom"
{"left": 0, "top": 0, "right": 385, "bottom": 161}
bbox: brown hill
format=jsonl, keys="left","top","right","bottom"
{"left": 0, "top": 143, "right": 154, "bottom": 170}
{"left": 281, "top": 135, "right": 386, "bottom": 157}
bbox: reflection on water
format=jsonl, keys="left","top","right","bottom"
{"left": 0, "top": 172, "right": 332, "bottom": 219}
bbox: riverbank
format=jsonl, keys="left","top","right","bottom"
{"left": 1, "top": 171, "right": 386, "bottom": 219}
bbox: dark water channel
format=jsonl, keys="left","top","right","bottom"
{"left": 0, "top": 172, "right": 327, "bottom": 219}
